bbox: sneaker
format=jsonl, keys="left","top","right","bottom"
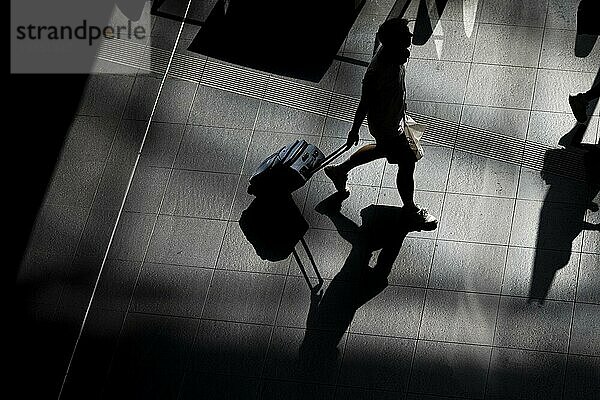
{"left": 407, "top": 206, "right": 438, "bottom": 230}
{"left": 569, "top": 94, "right": 588, "bottom": 123}
{"left": 324, "top": 165, "right": 348, "bottom": 193}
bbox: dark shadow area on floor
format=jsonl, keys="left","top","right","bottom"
{"left": 531, "top": 125, "right": 600, "bottom": 305}
{"left": 298, "top": 193, "right": 433, "bottom": 370}
{"left": 187, "top": 0, "right": 365, "bottom": 81}
{"left": 411, "top": 0, "right": 450, "bottom": 45}
{"left": 240, "top": 194, "right": 324, "bottom": 291}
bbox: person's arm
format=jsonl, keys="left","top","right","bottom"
{"left": 347, "top": 77, "right": 372, "bottom": 147}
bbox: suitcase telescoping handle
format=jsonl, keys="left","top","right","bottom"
{"left": 311, "top": 143, "right": 350, "bottom": 174}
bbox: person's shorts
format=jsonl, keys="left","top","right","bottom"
{"left": 374, "top": 132, "right": 417, "bottom": 165}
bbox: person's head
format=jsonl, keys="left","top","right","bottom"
{"left": 378, "top": 18, "right": 412, "bottom": 51}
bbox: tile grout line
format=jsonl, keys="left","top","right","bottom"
{"left": 561, "top": 250, "right": 582, "bottom": 400}
{"left": 57, "top": 0, "right": 196, "bottom": 397}
{"left": 483, "top": 2, "right": 550, "bottom": 397}
{"left": 403, "top": 10, "right": 475, "bottom": 391}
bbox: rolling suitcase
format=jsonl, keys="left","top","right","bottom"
{"left": 248, "top": 140, "right": 348, "bottom": 195}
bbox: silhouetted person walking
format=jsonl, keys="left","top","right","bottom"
{"left": 324, "top": 18, "right": 437, "bottom": 226}
{"left": 568, "top": 0, "right": 599, "bottom": 124}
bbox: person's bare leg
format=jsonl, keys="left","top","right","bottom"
{"left": 337, "top": 144, "right": 384, "bottom": 173}
{"left": 396, "top": 160, "right": 417, "bottom": 210}
{"left": 325, "top": 144, "right": 385, "bottom": 192}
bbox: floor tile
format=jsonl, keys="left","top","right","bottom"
{"left": 175, "top": 125, "right": 252, "bottom": 173}
{"left": 77, "top": 75, "right": 135, "bottom": 117}
{"left": 189, "top": 319, "right": 271, "bottom": 376}
{"left": 350, "top": 285, "right": 426, "bottom": 338}
{"left": 546, "top": 0, "right": 579, "bottom": 29}
{"left": 527, "top": 112, "right": 598, "bottom": 147}
{"left": 486, "top": 347, "right": 567, "bottom": 400}
{"left": 107, "top": 119, "right": 147, "bottom": 166}
{"left": 494, "top": 296, "right": 573, "bottom": 352}
{"left": 304, "top": 181, "right": 379, "bottom": 232}
{"left": 430, "top": 240, "right": 506, "bottom": 293}
{"left": 138, "top": 122, "right": 186, "bottom": 168}
{"left": 178, "top": 373, "right": 261, "bottom": 400}
{"left": 59, "top": 308, "right": 125, "bottom": 400}
{"left": 460, "top": 104, "right": 530, "bottom": 139}
{"left": 123, "top": 75, "right": 160, "bottom": 121}
{"left": 532, "top": 69, "right": 598, "bottom": 114}
{"left": 569, "top": 302, "right": 600, "bottom": 356}
{"left": 188, "top": 85, "right": 261, "bottom": 128}
{"left": 261, "top": 380, "right": 337, "bottom": 400}
{"left": 479, "top": 0, "right": 548, "bottom": 27}
{"left": 439, "top": 193, "right": 515, "bottom": 245}
{"left": 510, "top": 199, "right": 585, "bottom": 252}
{"left": 406, "top": 59, "right": 471, "bottom": 104}
{"left": 343, "top": 13, "right": 387, "bottom": 55}
{"left": 110, "top": 312, "right": 198, "bottom": 371}
{"left": 410, "top": 20, "right": 478, "bottom": 63}
{"left": 576, "top": 253, "right": 600, "bottom": 303}
{"left": 474, "top": 23, "right": 543, "bottom": 67}
{"left": 582, "top": 204, "right": 600, "bottom": 253}
{"left": 145, "top": 215, "right": 227, "bottom": 267}
{"left": 276, "top": 276, "right": 332, "bottom": 329}
{"left": 378, "top": 188, "right": 445, "bottom": 240}
{"left": 404, "top": 0, "right": 484, "bottom": 24}
{"left": 382, "top": 145, "right": 452, "bottom": 193}
{"left": 406, "top": 100, "right": 463, "bottom": 124}
{"left": 386, "top": 237, "right": 435, "bottom": 287}
{"left": 124, "top": 75, "right": 197, "bottom": 123}
{"left": 447, "top": 150, "right": 520, "bottom": 197}
{"left": 60, "top": 116, "right": 119, "bottom": 163}
{"left": 540, "top": 28, "right": 600, "bottom": 73}
{"left": 202, "top": 269, "right": 286, "bottom": 324}
{"left": 263, "top": 326, "right": 345, "bottom": 384}
{"left": 217, "top": 221, "right": 290, "bottom": 276}
{"left": 517, "top": 165, "right": 592, "bottom": 205}
{"left": 335, "top": 386, "right": 402, "bottom": 400}
{"left": 405, "top": 395, "right": 457, "bottom": 400}
{"left": 334, "top": 62, "right": 368, "bottom": 97}
{"left": 161, "top": 170, "right": 238, "bottom": 219}
{"left": 322, "top": 117, "right": 371, "bottom": 141}
{"left": 130, "top": 263, "right": 212, "bottom": 318}
{"left": 503, "top": 246, "right": 579, "bottom": 301}
{"left": 255, "top": 102, "right": 326, "bottom": 135}
{"left": 339, "top": 333, "right": 415, "bottom": 392}
{"left": 419, "top": 289, "right": 499, "bottom": 345}
{"left": 409, "top": 340, "right": 490, "bottom": 398}
{"left": 44, "top": 160, "right": 105, "bottom": 209}
{"left": 465, "top": 63, "right": 537, "bottom": 109}
{"left": 289, "top": 228, "right": 354, "bottom": 280}
{"left": 90, "top": 259, "right": 141, "bottom": 312}
{"left": 107, "top": 212, "right": 156, "bottom": 261}
{"left": 563, "top": 354, "right": 600, "bottom": 400}
{"left": 123, "top": 166, "right": 171, "bottom": 213}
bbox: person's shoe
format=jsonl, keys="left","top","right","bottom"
{"left": 569, "top": 94, "right": 588, "bottom": 123}
{"left": 324, "top": 165, "right": 348, "bottom": 193}
{"left": 406, "top": 206, "right": 438, "bottom": 231}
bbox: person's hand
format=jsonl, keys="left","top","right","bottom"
{"left": 346, "top": 128, "right": 359, "bottom": 148}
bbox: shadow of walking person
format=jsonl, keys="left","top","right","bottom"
{"left": 298, "top": 192, "right": 428, "bottom": 371}
{"left": 531, "top": 125, "right": 600, "bottom": 305}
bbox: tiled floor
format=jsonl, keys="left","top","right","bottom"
{"left": 15, "top": 0, "right": 599, "bottom": 399}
